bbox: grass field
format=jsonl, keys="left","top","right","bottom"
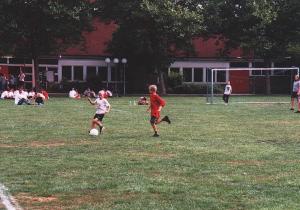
{"left": 0, "top": 96, "right": 300, "bottom": 210}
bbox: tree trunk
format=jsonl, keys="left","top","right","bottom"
{"left": 159, "top": 70, "right": 166, "bottom": 95}
{"left": 33, "top": 56, "right": 40, "bottom": 89}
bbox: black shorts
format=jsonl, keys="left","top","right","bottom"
{"left": 291, "top": 92, "right": 298, "bottom": 98}
{"left": 150, "top": 116, "right": 158, "bottom": 125}
{"left": 94, "top": 114, "right": 104, "bottom": 121}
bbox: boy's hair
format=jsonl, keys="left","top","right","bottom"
{"left": 149, "top": 85, "right": 157, "bottom": 92}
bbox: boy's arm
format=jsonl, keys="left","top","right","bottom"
{"left": 88, "top": 97, "right": 96, "bottom": 105}
{"left": 157, "top": 105, "right": 162, "bottom": 112}
{"left": 105, "top": 100, "right": 111, "bottom": 113}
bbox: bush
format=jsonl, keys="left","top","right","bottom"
{"left": 47, "top": 76, "right": 104, "bottom": 93}
{"left": 167, "top": 72, "right": 182, "bottom": 88}
{"left": 169, "top": 83, "right": 224, "bottom": 94}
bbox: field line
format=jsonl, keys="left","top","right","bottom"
{"left": 207, "top": 101, "right": 289, "bottom": 105}
{"left": 0, "top": 183, "right": 23, "bottom": 210}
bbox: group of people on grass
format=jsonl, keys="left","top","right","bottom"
{"left": 1, "top": 86, "right": 49, "bottom": 105}
{"left": 69, "top": 87, "right": 112, "bottom": 99}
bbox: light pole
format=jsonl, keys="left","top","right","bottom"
{"left": 121, "top": 58, "right": 127, "bottom": 95}
{"left": 105, "top": 58, "right": 111, "bottom": 89}
{"left": 113, "top": 58, "right": 119, "bottom": 95}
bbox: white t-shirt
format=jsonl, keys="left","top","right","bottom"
{"left": 224, "top": 85, "right": 232, "bottom": 95}
{"left": 19, "top": 73, "right": 25, "bottom": 82}
{"left": 95, "top": 98, "right": 110, "bottom": 114}
{"left": 1, "top": 91, "right": 8, "bottom": 99}
{"left": 292, "top": 80, "right": 300, "bottom": 92}
{"left": 69, "top": 90, "right": 77, "bottom": 98}
{"left": 8, "top": 91, "right": 14, "bottom": 98}
{"left": 14, "top": 91, "right": 27, "bottom": 104}
{"left": 28, "top": 91, "right": 36, "bottom": 98}
{"left": 23, "top": 91, "right": 29, "bottom": 98}
{"left": 13, "top": 90, "right": 19, "bottom": 98}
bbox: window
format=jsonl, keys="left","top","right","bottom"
{"left": 194, "top": 68, "right": 203, "bottom": 82}
{"left": 251, "top": 62, "right": 270, "bottom": 76}
{"left": 98, "top": 67, "right": 107, "bottom": 81}
{"left": 48, "top": 67, "right": 58, "bottom": 82}
{"left": 183, "top": 68, "right": 192, "bottom": 82}
{"left": 74, "top": 66, "right": 83, "bottom": 81}
{"left": 206, "top": 68, "right": 215, "bottom": 82}
{"left": 62, "top": 66, "right": 72, "bottom": 80}
{"left": 206, "top": 68, "right": 227, "bottom": 83}
{"left": 87, "top": 66, "right": 97, "bottom": 79}
{"left": 217, "top": 71, "right": 226, "bottom": 82}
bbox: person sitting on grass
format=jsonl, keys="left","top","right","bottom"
{"left": 98, "top": 89, "right": 112, "bottom": 99}
{"left": 1, "top": 88, "right": 9, "bottom": 99}
{"left": 14, "top": 88, "right": 31, "bottom": 105}
{"left": 69, "top": 88, "right": 80, "bottom": 99}
{"left": 290, "top": 75, "right": 300, "bottom": 112}
{"left": 28, "top": 88, "right": 36, "bottom": 99}
{"left": 83, "top": 88, "right": 96, "bottom": 98}
{"left": 34, "top": 89, "right": 46, "bottom": 106}
{"left": 8, "top": 88, "right": 14, "bottom": 99}
{"left": 147, "top": 85, "right": 171, "bottom": 137}
{"left": 138, "top": 96, "right": 149, "bottom": 105}
{"left": 88, "top": 91, "right": 111, "bottom": 134}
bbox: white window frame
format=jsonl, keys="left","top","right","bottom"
{"left": 168, "top": 61, "right": 230, "bottom": 84}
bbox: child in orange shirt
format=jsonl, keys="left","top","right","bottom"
{"left": 147, "top": 85, "right": 171, "bottom": 137}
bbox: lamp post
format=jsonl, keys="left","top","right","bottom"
{"left": 113, "top": 58, "right": 119, "bottom": 95}
{"left": 121, "top": 58, "right": 127, "bottom": 95}
{"left": 105, "top": 58, "right": 111, "bottom": 89}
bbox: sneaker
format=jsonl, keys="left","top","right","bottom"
{"left": 295, "top": 111, "right": 300, "bottom": 113}
{"left": 162, "top": 116, "right": 171, "bottom": 124}
{"left": 290, "top": 108, "right": 294, "bottom": 110}
{"left": 152, "top": 133, "right": 160, "bottom": 137}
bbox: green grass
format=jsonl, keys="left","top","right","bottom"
{"left": 0, "top": 96, "right": 300, "bottom": 210}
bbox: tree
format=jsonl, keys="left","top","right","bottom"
{"left": 188, "top": 0, "right": 300, "bottom": 61}
{"left": 95, "top": 0, "right": 204, "bottom": 93}
{"left": 0, "top": 0, "right": 94, "bottom": 87}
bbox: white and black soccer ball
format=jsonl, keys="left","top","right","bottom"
{"left": 89, "top": 128, "right": 99, "bottom": 136}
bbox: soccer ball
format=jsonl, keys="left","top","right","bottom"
{"left": 89, "top": 128, "right": 99, "bottom": 136}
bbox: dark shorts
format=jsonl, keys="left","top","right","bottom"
{"left": 291, "top": 92, "right": 298, "bottom": 98}
{"left": 150, "top": 116, "right": 158, "bottom": 125}
{"left": 35, "top": 97, "right": 44, "bottom": 104}
{"left": 94, "top": 114, "right": 104, "bottom": 122}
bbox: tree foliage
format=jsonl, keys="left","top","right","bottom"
{"left": 186, "top": 0, "right": 300, "bottom": 61}
{"left": 0, "top": 0, "right": 94, "bottom": 85}
{"left": 95, "top": 0, "right": 204, "bottom": 71}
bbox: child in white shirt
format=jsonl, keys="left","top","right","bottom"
{"left": 88, "top": 91, "right": 111, "bottom": 134}
{"left": 223, "top": 81, "right": 232, "bottom": 105}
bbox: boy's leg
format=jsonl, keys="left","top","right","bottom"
{"left": 17, "top": 98, "right": 26, "bottom": 105}
{"left": 222, "top": 94, "right": 226, "bottom": 102}
{"left": 226, "top": 95, "right": 229, "bottom": 103}
{"left": 291, "top": 96, "right": 295, "bottom": 110}
{"left": 150, "top": 116, "right": 159, "bottom": 137}
{"left": 92, "top": 119, "right": 103, "bottom": 128}
{"left": 92, "top": 114, "right": 105, "bottom": 133}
